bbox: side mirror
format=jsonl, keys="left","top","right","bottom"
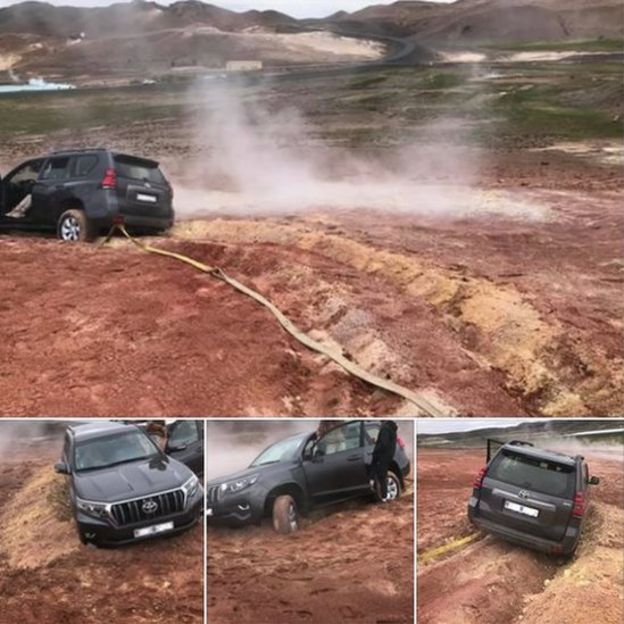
{"left": 55, "top": 461, "right": 70, "bottom": 475}
{"left": 589, "top": 476, "right": 600, "bottom": 485}
{"left": 167, "top": 443, "right": 187, "bottom": 453}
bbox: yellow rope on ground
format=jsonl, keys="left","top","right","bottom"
{"left": 102, "top": 224, "right": 449, "bottom": 416}
{"left": 419, "top": 532, "right": 482, "bottom": 565}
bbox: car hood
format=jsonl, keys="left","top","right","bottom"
{"left": 74, "top": 456, "right": 192, "bottom": 503}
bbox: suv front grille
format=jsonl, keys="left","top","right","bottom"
{"left": 110, "top": 489, "right": 185, "bottom": 526}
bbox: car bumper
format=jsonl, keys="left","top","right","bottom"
{"left": 78, "top": 489, "right": 203, "bottom": 546}
{"left": 468, "top": 500, "right": 580, "bottom": 555}
{"left": 206, "top": 487, "right": 267, "bottom": 527}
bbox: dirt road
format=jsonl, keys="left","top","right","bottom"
{"left": 0, "top": 432, "right": 203, "bottom": 624}
{"left": 208, "top": 485, "right": 414, "bottom": 624}
{"left": 417, "top": 447, "right": 624, "bottom": 624}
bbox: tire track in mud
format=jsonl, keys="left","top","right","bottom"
{"left": 417, "top": 448, "right": 624, "bottom": 624}
{"left": 417, "top": 502, "right": 624, "bottom": 624}
{"left": 172, "top": 215, "right": 623, "bottom": 416}
{"left": 208, "top": 488, "right": 414, "bottom": 624}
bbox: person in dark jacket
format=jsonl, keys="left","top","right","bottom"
{"left": 371, "top": 420, "right": 398, "bottom": 502}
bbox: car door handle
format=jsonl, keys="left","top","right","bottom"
{"left": 347, "top": 455, "right": 362, "bottom": 462}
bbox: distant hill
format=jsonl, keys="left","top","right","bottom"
{"left": 328, "top": 0, "right": 624, "bottom": 44}
{"left": 418, "top": 420, "right": 624, "bottom": 447}
{"left": 0, "top": 1, "right": 299, "bottom": 38}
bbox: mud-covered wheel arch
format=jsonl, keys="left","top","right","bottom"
{"left": 265, "top": 484, "right": 305, "bottom": 533}
{"left": 57, "top": 200, "right": 96, "bottom": 242}
{"left": 373, "top": 468, "right": 403, "bottom": 503}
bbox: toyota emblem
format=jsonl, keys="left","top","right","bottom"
{"left": 142, "top": 499, "right": 158, "bottom": 514}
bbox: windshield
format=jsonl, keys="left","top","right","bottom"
{"left": 75, "top": 430, "right": 160, "bottom": 471}
{"left": 250, "top": 436, "right": 304, "bottom": 467}
{"left": 488, "top": 450, "right": 575, "bottom": 498}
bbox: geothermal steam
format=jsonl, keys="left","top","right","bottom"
{"left": 172, "top": 80, "right": 549, "bottom": 221}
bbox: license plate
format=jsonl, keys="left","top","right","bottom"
{"left": 137, "top": 193, "right": 157, "bottom": 203}
{"left": 206, "top": 508, "right": 213, "bottom": 517}
{"left": 504, "top": 500, "right": 539, "bottom": 518}
{"left": 133, "top": 521, "right": 174, "bottom": 538}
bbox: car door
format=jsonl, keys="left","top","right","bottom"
{"left": 165, "top": 420, "right": 204, "bottom": 476}
{"left": 0, "top": 158, "right": 44, "bottom": 222}
{"left": 30, "top": 155, "right": 73, "bottom": 226}
{"left": 302, "top": 421, "right": 369, "bottom": 505}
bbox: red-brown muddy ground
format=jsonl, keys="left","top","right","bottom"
{"left": 417, "top": 446, "right": 624, "bottom": 624}
{"left": 0, "top": 434, "right": 203, "bottom": 624}
{"left": 0, "top": 150, "right": 621, "bottom": 417}
{"left": 208, "top": 484, "right": 414, "bottom": 624}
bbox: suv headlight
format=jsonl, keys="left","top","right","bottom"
{"left": 219, "top": 474, "right": 258, "bottom": 495}
{"left": 182, "top": 474, "right": 200, "bottom": 500}
{"left": 76, "top": 497, "right": 110, "bottom": 519}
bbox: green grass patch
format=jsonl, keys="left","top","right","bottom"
{"left": 488, "top": 38, "right": 624, "bottom": 52}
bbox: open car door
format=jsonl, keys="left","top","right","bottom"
{"left": 166, "top": 420, "right": 204, "bottom": 477}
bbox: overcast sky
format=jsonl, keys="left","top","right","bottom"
{"left": 416, "top": 419, "right": 554, "bottom": 435}
{"left": 0, "top": 1, "right": 456, "bottom": 19}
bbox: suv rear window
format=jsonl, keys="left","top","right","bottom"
{"left": 114, "top": 155, "right": 165, "bottom": 185}
{"left": 488, "top": 450, "right": 575, "bottom": 498}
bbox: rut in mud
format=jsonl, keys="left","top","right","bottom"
{"left": 0, "top": 436, "right": 203, "bottom": 624}
{"left": 208, "top": 486, "right": 414, "bottom": 624}
{"left": 417, "top": 448, "right": 624, "bottom": 624}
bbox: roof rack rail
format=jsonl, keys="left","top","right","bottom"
{"left": 507, "top": 440, "right": 534, "bottom": 447}
{"left": 50, "top": 147, "right": 108, "bottom": 155}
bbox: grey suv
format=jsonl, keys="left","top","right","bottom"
{"left": 468, "top": 439, "right": 600, "bottom": 556}
{"left": 207, "top": 420, "right": 411, "bottom": 534}
{"left": 0, "top": 148, "right": 174, "bottom": 241}
{"left": 55, "top": 421, "right": 203, "bottom": 546}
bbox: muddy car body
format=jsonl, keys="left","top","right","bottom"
{"left": 55, "top": 421, "right": 203, "bottom": 546}
{"left": 0, "top": 148, "right": 174, "bottom": 241}
{"left": 468, "top": 440, "right": 599, "bottom": 555}
{"left": 207, "top": 420, "right": 411, "bottom": 533}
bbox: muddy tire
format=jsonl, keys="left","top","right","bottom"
{"left": 374, "top": 470, "right": 402, "bottom": 503}
{"left": 57, "top": 209, "right": 95, "bottom": 242}
{"left": 272, "top": 494, "right": 299, "bottom": 534}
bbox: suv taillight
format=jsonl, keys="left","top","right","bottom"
{"left": 397, "top": 435, "right": 406, "bottom": 450}
{"left": 101, "top": 168, "right": 117, "bottom": 189}
{"left": 572, "top": 492, "right": 585, "bottom": 518}
{"left": 473, "top": 466, "right": 487, "bottom": 489}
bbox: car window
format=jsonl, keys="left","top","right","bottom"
{"left": 251, "top": 436, "right": 304, "bottom": 466}
{"left": 168, "top": 421, "right": 199, "bottom": 447}
{"left": 318, "top": 422, "right": 361, "bottom": 456}
{"left": 364, "top": 422, "right": 380, "bottom": 446}
{"left": 74, "top": 155, "right": 98, "bottom": 177}
{"left": 488, "top": 450, "right": 575, "bottom": 498}
{"left": 41, "top": 157, "right": 71, "bottom": 181}
{"left": 7, "top": 160, "right": 42, "bottom": 184}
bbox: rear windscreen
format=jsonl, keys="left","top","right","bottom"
{"left": 488, "top": 450, "right": 575, "bottom": 498}
{"left": 114, "top": 155, "right": 165, "bottom": 185}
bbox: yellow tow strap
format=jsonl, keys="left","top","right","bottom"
{"left": 103, "top": 224, "right": 448, "bottom": 416}
{"left": 419, "top": 532, "right": 482, "bottom": 565}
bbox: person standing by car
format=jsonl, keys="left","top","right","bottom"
{"left": 371, "top": 420, "right": 398, "bottom": 502}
